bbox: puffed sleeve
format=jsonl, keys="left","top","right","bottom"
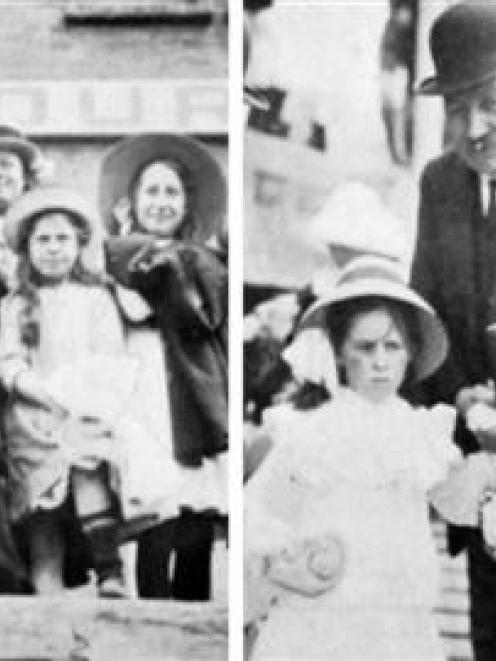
{"left": 89, "top": 286, "right": 125, "bottom": 355}
{"left": 0, "top": 295, "right": 30, "bottom": 393}
{"left": 411, "top": 404, "right": 460, "bottom": 491}
{"left": 430, "top": 452, "right": 496, "bottom": 527}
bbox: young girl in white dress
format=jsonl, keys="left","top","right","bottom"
{"left": 0, "top": 186, "right": 133, "bottom": 598}
{"left": 245, "top": 256, "right": 465, "bottom": 660}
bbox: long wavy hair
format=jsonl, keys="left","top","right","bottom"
{"left": 14, "top": 209, "right": 105, "bottom": 348}
{"left": 127, "top": 158, "right": 196, "bottom": 239}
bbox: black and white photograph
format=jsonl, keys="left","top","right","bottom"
{"left": 242, "top": 1, "right": 496, "bottom": 660}
{"left": 0, "top": 2, "right": 228, "bottom": 659}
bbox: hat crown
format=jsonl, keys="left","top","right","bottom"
{"left": 336, "top": 259, "right": 406, "bottom": 290}
{"left": 425, "top": 2, "right": 496, "bottom": 94}
{"left": 311, "top": 182, "right": 408, "bottom": 262}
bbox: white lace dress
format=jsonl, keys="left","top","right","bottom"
{"left": 245, "top": 388, "right": 460, "bottom": 660}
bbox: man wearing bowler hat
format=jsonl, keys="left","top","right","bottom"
{"left": 412, "top": 3, "right": 496, "bottom": 658}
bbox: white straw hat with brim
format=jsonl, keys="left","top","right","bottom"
{"left": 99, "top": 133, "right": 226, "bottom": 241}
{"left": 0, "top": 124, "right": 43, "bottom": 173}
{"left": 4, "top": 185, "right": 99, "bottom": 253}
{"left": 300, "top": 256, "right": 448, "bottom": 382}
{"left": 310, "top": 181, "right": 409, "bottom": 263}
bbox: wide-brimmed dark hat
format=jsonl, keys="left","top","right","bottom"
{"left": 0, "top": 124, "right": 42, "bottom": 172}
{"left": 99, "top": 133, "right": 226, "bottom": 242}
{"left": 418, "top": 3, "right": 496, "bottom": 96}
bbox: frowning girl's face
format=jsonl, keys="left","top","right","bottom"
{"left": 134, "top": 161, "right": 187, "bottom": 238}
{"left": 338, "top": 306, "right": 411, "bottom": 403}
{"left": 28, "top": 212, "right": 80, "bottom": 284}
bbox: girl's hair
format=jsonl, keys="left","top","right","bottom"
{"left": 289, "top": 379, "right": 331, "bottom": 410}
{"left": 23, "top": 161, "right": 43, "bottom": 193}
{"left": 15, "top": 209, "right": 105, "bottom": 348}
{"left": 128, "top": 158, "right": 196, "bottom": 239}
{"left": 326, "top": 295, "right": 420, "bottom": 388}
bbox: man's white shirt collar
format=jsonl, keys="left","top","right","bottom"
{"left": 481, "top": 173, "right": 492, "bottom": 215}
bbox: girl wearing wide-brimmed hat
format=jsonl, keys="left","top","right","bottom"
{"left": 99, "top": 133, "right": 227, "bottom": 600}
{"left": 0, "top": 186, "right": 137, "bottom": 598}
{"left": 244, "top": 256, "right": 477, "bottom": 659}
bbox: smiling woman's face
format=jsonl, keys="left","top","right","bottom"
{"left": 134, "top": 161, "right": 187, "bottom": 238}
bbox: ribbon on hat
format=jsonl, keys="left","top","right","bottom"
{"left": 337, "top": 263, "right": 406, "bottom": 288}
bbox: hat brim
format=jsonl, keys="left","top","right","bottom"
{"left": 99, "top": 133, "right": 226, "bottom": 242}
{"left": 4, "top": 186, "right": 99, "bottom": 252}
{"left": 300, "top": 278, "right": 448, "bottom": 382}
{"left": 417, "top": 67, "right": 496, "bottom": 96}
{"left": 0, "top": 136, "right": 41, "bottom": 170}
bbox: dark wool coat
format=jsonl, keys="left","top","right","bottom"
{"left": 105, "top": 235, "right": 228, "bottom": 468}
{"left": 411, "top": 150, "right": 496, "bottom": 412}
{"left": 410, "top": 150, "right": 496, "bottom": 553}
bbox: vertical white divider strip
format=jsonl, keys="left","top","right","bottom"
{"left": 228, "top": 1, "right": 244, "bottom": 659}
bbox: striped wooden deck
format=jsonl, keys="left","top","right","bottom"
{"left": 432, "top": 517, "right": 473, "bottom": 661}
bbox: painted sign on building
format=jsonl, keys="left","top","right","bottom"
{"left": 0, "top": 80, "right": 227, "bottom": 136}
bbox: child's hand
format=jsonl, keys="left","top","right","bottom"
{"left": 130, "top": 241, "right": 179, "bottom": 274}
{"left": 265, "top": 533, "right": 346, "bottom": 597}
{"left": 58, "top": 415, "right": 115, "bottom": 469}
{"left": 244, "top": 556, "right": 278, "bottom": 625}
{"left": 466, "top": 398, "right": 496, "bottom": 451}
{"left": 456, "top": 381, "right": 496, "bottom": 418}
{"left": 14, "top": 370, "right": 69, "bottom": 419}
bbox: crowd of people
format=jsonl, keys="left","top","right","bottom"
{"left": 0, "top": 126, "right": 228, "bottom": 600}
{"left": 244, "top": 3, "right": 496, "bottom": 660}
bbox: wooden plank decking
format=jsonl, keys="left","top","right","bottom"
{"left": 0, "top": 596, "right": 227, "bottom": 660}
{"left": 432, "top": 518, "right": 473, "bottom": 661}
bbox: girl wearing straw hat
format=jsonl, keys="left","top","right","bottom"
{"left": 245, "top": 256, "right": 474, "bottom": 659}
{"left": 0, "top": 186, "right": 137, "bottom": 597}
{"left": 99, "top": 133, "right": 227, "bottom": 601}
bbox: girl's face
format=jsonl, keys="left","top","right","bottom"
{"left": 134, "top": 162, "right": 187, "bottom": 238}
{"left": 28, "top": 212, "right": 79, "bottom": 284}
{"left": 338, "top": 306, "right": 410, "bottom": 403}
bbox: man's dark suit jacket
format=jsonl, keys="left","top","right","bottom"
{"left": 411, "top": 150, "right": 496, "bottom": 553}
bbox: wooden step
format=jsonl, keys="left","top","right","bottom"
{"left": 0, "top": 596, "right": 227, "bottom": 660}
